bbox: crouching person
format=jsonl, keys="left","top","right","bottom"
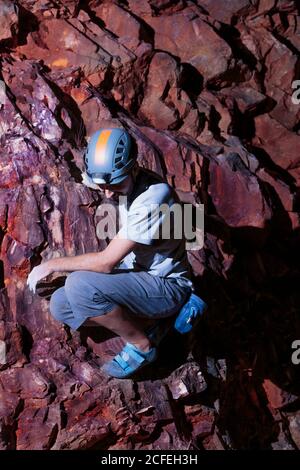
{"left": 27, "top": 128, "right": 203, "bottom": 378}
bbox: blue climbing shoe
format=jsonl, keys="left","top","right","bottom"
{"left": 174, "top": 293, "right": 208, "bottom": 334}
{"left": 101, "top": 342, "right": 158, "bottom": 378}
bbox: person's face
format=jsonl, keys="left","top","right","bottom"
{"left": 96, "top": 173, "right": 134, "bottom": 200}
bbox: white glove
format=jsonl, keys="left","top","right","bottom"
{"left": 27, "top": 263, "right": 53, "bottom": 294}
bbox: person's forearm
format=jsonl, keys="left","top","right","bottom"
{"left": 48, "top": 252, "right": 112, "bottom": 274}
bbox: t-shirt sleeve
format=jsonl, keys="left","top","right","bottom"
{"left": 118, "top": 183, "right": 174, "bottom": 245}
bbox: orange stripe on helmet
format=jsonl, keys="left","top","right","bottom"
{"left": 94, "top": 129, "right": 112, "bottom": 165}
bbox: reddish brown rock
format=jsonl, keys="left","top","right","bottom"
{"left": 167, "top": 362, "right": 207, "bottom": 400}
{"left": 185, "top": 404, "right": 215, "bottom": 440}
{"left": 253, "top": 114, "right": 300, "bottom": 170}
{"left": 197, "top": 90, "right": 233, "bottom": 141}
{"left": 0, "top": 365, "right": 51, "bottom": 399}
{"left": 91, "top": 1, "right": 148, "bottom": 53}
{"left": 199, "top": 0, "right": 255, "bottom": 24}
{"left": 0, "top": 321, "right": 27, "bottom": 369}
{"left": 51, "top": 416, "right": 111, "bottom": 450}
{"left": 17, "top": 17, "right": 131, "bottom": 75}
{"left": 0, "top": 390, "right": 21, "bottom": 421}
{"left": 239, "top": 14, "right": 300, "bottom": 130}
{"left": 263, "top": 379, "right": 299, "bottom": 410}
{"left": 257, "top": 168, "right": 294, "bottom": 212}
{"left": 265, "top": 39, "right": 300, "bottom": 130}
{"left": 127, "top": 0, "right": 152, "bottom": 16}
{"left": 139, "top": 52, "right": 189, "bottom": 130}
{"left": 219, "top": 85, "right": 268, "bottom": 115}
{"left": 285, "top": 13, "right": 300, "bottom": 51}
{"left": 202, "top": 432, "right": 227, "bottom": 450}
{"left": 271, "top": 422, "right": 295, "bottom": 450}
{"left": 0, "top": 390, "right": 20, "bottom": 450}
{"left": 208, "top": 151, "right": 272, "bottom": 228}
{"left": 0, "top": 0, "right": 18, "bottom": 42}
{"left": 286, "top": 412, "right": 300, "bottom": 448}
{"left": 16, "top": 405, "right": 60, "bottom": 450}
{"left": 145, "top": 7, "right": 233, "bottom": 84}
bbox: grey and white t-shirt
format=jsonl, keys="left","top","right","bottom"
{"left": 117, "top": 168, "right": 194, "bottom": 290}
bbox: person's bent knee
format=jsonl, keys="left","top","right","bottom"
{"left": 65, "top": 270, "right": 84, "bottom": 289}
{"left": 49, "top": 287, "right": 68, "bottom": 323}
{"left": 64, "top": 271, "right": 92, "bottom": 300}
{"left": 64, "top": 271, "right": 114, "bottom": 305}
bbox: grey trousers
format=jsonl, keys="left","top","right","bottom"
{"left": 49, "top": 269, "right": 192, "bottom": 331}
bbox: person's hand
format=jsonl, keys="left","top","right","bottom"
{"left": 26, "top": 261, "right": 54, "bottom": 294}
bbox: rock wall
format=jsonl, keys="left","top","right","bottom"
{"left": 0, "top": 0, "right": 300, "bottom": 450}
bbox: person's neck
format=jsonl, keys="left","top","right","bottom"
{"left": 129, "top": 166, "right": 140, "bottom": 190}
{"left": 127, "top": 166, "right": 140, "bottom": 203}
